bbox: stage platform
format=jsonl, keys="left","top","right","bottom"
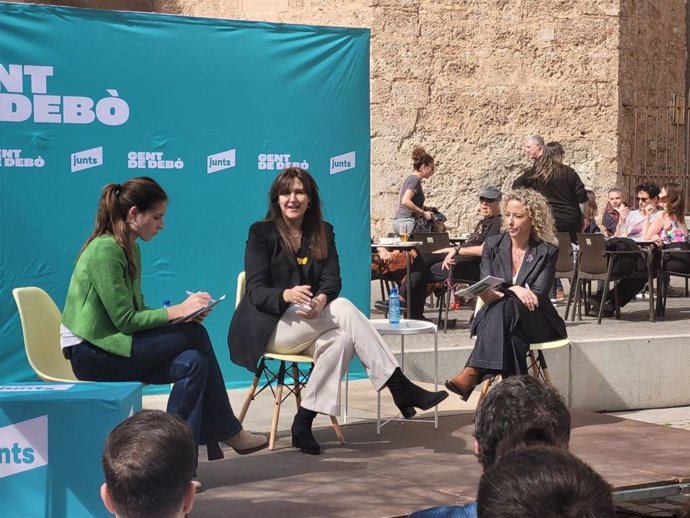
{"left": 184, "top": 404, "right": 690, "bottom": 518}
{"left": 142, "top": 283, "right": 690, "bottom": 517}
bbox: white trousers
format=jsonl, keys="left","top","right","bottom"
{"left": 266, "top": 297, "right": 399, "bottom": 416}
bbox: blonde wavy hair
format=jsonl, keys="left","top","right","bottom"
{"left": 501, "top": 188, "right": 558, "bottom": 245}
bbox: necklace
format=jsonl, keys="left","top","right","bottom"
{"left": 512, "top": 247, "right": 527, "bottom": 263}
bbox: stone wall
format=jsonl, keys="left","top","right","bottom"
{"left": 11, "top": 0, "right": 689, "bottom": 232}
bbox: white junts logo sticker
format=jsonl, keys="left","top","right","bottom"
{"left": 207, "top": 149, "right": 236, "bottom": 174}
{"left": 0, "top": 415, "right": 48, "bottom": 478}
{"left": 71, "top": 146, "right": 102, "bottom": 172}
{"left": 329, "top": 151, "right": 355, "bottom": 175}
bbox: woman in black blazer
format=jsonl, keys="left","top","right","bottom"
{"left": 228, "top": 168, "right": 447, "bottom": 455}
{"left": 445, "top": 189, "right": 567, "bottom": 400}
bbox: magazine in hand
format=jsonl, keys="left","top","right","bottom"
{"left": 170, "top": 294, "right": 226, "bottom": 324}
{"left": 455, "top": 276, "right": 503, "bottom": 298}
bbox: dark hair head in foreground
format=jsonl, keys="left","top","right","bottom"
{"left": 477, "top": 446, "right": 614, "bottom": 518}
{"left": 473, "top": 375, "right": 571, "bottom": 469}
{"left": 101, "top": 409, "right": 196, "bottom": 518}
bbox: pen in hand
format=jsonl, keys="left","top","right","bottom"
{"left": 186, "top": 290, "right": 215, "bottom": 303}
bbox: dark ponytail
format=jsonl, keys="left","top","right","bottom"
{"left": 79, "top": 177, "right": 167, "bottom": 278}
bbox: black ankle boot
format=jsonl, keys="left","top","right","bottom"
{"left": 291, "top": 406, "right": 320, "bottom": 455}
{"left": 386, "top": 368, "right": 449, "bottom": 419}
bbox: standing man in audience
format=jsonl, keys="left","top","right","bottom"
{"left": 410, "top": 376, "right": 571, "bottom": 518}
{"left": 524, "top": 134, "right": 545, "bottom": 162}
{"left": 101, "top": 410, "right": 198, "bottom": 518}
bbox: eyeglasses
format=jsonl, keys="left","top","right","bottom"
{"left": 479, "top": 197, "right": 497, "bottom": 203}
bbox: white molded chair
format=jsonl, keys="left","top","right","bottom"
{"left": 12, "top": 287, "right": 78, "bottom": 383}
{"left": 234, "top": 272, "right": 345, "bottom": 450}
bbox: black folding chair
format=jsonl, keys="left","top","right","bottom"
{"left": 656, "top": 245, "right": 690, "bottom": 317}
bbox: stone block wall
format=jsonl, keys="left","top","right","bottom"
{"left": 13, "top": 0, "right": 689, "bottom": 233}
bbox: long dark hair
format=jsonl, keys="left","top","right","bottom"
{"left": 80, "top": 177, "right": 167, "bottom": 278}
{"left": 529, "top": 145, "right": 562, "bottom": 184}
{"left": 662, "top": 182, "right": 687, "bottom": 233}
{"left": 265, "top": 168, "right": 328, "bottom": 260}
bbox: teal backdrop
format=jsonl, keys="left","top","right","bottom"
{"left": 0, "top": 3, "right": 371, "bottom": 389}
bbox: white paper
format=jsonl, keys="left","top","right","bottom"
{"left": 455, "top": 276, "right": 503, "bottom": 297}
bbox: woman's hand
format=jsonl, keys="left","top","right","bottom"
{"left": 478, "top": 288, "right": 504, "bottom": 305}
{"left": 297, "top": 294, "right": 327, "bottom": 319}
{"left": 508, "top": 285, "right": 539, "bottom": 311}
{"left": 441, "top": 250, "right": 457, "bottom": 270}
{"left": 283, "top": 285, "right": 313, "bottom": 307}
{"left": 167, "top": 292, "right": 211, "bottom": 321}
{"left": 422, "top": 210, "right": 433, "bottom": 221}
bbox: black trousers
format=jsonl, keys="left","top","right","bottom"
{"left": 468, "top": 295, "right": 560, "bottom": 376}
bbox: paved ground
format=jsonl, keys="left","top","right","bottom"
{"left": 141, "top": 281, "right": 690, "bottom": 517}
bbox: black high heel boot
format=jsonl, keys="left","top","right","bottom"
{"left": 387, "top": 367, "right": 449, "bottom": 419}
{"left": 291, "top": 406, "right": 321, "bottom": 455}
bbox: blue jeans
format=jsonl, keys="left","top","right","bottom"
{"left": 69, "top": 322, "right": 242, "bottom": 447}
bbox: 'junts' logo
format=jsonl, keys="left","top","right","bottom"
{"left": 0, "top": 416, "right": 48, "bottom": 478}
{"left": 71, "top": 147, "right": 102, "bottom": 172}
{"left": 207, "top": 149, "right": 236, "bottom": 174}
{"left": 329, "top": 151, "right": 355, "bottom": 175}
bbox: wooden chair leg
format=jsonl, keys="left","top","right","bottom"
{"left": 239, "top": 357, "right": 265, "bottom": 423}
{"left": 269, "top": 361, "right": 286, "bottom": 451}
{"left": 239, "top": 374, "right": 260, "bottom": 423}
{"left": 473, "top": 376, "right": 498, "bottom": 422}
{"left": 330, "top": 416, "right": 346, "bottom": 444}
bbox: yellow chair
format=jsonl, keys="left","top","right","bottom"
{"left": 235, "top": 272, "right": 345, "bottom": 450}
{"left": 12, "top": 286, "right": 78, "bottom": 383}
{"left": 471, "top": 297, "right": 569, "bottom": 413}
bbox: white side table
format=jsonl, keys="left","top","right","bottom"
{"left": 344, "top": 318, "right": 439, "bottom": 433}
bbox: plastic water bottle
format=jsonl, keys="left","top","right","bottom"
{"left": 388, "top": 287, "right": 400, "bottom": 325}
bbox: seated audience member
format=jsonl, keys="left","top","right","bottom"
{"left": 433, "top": 186, "right": 503, "bottom": 284}
{"left": 614, "top": 181, "right": 660, "bottom": 238}
{"left": 643, "top": 182, "right": 688, "bottom": 245}
{"left": 410, "top": 375, "right": 571, "bottom": 518}
{"left": 477, "top": 446, "right": 614, "bottom": 518}
{"left": 602, "top": 187, "right": 627, "bottom": 236}
{"left": 597, "top": 182, "right": 689, "bottom": 315}
{"left": 101, "top": 410, "right": 197, "bottom": 518}
{"left": 583, "top": 189, "right": 601, "bottom": 233}
{"left": 394, "top": 186, "right": 502, "bottom": 320}
{"left": 444, "top": 190, "right": 567, "bottom": 400}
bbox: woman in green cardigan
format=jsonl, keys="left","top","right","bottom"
{"left": 61, "top": 177, "right": 266, "bottom": 475}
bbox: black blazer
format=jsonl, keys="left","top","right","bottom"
{"left": 476, "top": 233, "right": 567, "bottom": 339}
{"left": 227, "top": 220, "right": 342, "bottom": 373}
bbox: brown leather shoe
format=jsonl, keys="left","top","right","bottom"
{"left": 445, "top": 367, "right": 482, "bottom": 401}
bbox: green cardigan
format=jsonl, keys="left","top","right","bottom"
{"left": 62, "top": 235, "right": 169, "bottom": 357}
